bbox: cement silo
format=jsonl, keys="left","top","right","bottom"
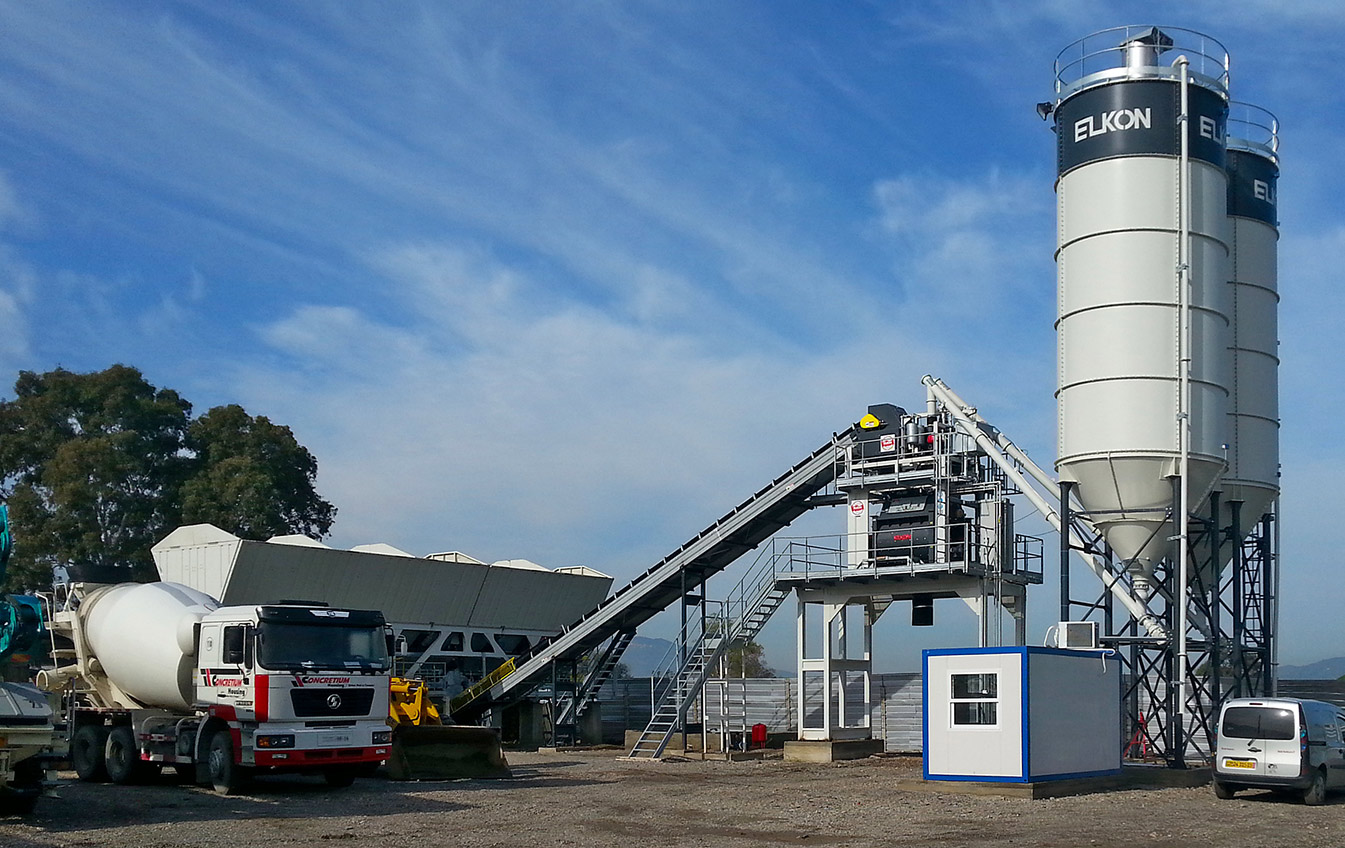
{"left": 1222, "top": 102, "right": 1280, "bottom": 535}
{"left": 1051, "top": 27, "right": 1232, "bottom": 594}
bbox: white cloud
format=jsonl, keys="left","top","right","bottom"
{"left": 228, "top": 242, "right": 941, "bottom": 577}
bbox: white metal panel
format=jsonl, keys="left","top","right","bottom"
{"left": 1224, "top": 214, "right": 1280, "bottom": 519}
{"left": 1026, "top": 651, "right": 1121, "bottom": 778}
{"left": 925, "top": 652, "right": 1023, "bottom": 778}
{"left": 1057, "top": 152, "right": 1230, "bottom": 565}
{"left": 153, "top": 534, "right": 242, "bottom": 602}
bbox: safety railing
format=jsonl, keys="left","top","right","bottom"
{"left": 448, "top": 657, "right": 515, "bottom": 715}
{"left": 1054, "top": 26, "right": 1229, "bottom": 99}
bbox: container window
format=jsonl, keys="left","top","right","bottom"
{"left": 950, "top": 672, "right": 999, "bottom": 727}
{"left": 1221, "top": 706, "right": 1296, "bottom": 740}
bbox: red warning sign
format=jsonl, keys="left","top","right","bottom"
{"left": 850, "top": 501, "right": 866, "bottom": 516}
{"left": 879, "top": 434, "right": 897, "bottom": 452}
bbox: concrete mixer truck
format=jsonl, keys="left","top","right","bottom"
{"left": 39, "top": 577, "right": 393, "bottom": 794}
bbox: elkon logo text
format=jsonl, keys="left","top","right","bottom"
{"left": 1074, "top": 108, "right": 1152, "bottom": 142}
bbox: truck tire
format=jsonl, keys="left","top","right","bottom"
{"left": 105, "top": 725, "right": 154, "bottom": 785}
{"left": 207, "top": 729, "right": 252, "bottom": 796}
{"left": 1212, "top": 780, "right": 1237, "bottom": 800}
{"left": 0, "top": 759, "right": 43, "bottom": 816}
{"left": 72, "top": 724, "right": 110, "bottom": 782}
{"left": 323, "top": 766, "right": 358, "bottom": 787}
{"left": 1303, "top": 768, "right": 1328, "bottom": 806}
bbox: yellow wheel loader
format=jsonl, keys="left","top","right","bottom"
{"left": 385, "top": 677, "right": 510, "bottom": 780}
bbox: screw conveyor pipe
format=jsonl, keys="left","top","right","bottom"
{"left": 921, "top": 375, "right": 1168, "bottom": 639}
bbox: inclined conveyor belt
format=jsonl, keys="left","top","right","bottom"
{"left": 451, "top": 427, "right": 856, "bottom": 720}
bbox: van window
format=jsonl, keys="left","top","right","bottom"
{"left": 1222, "top": 706, "right": 1296, "bottom": 740}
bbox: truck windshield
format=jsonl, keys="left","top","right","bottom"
{"left": 1221, "top": 706, "right": 1296, "bottom": 740}
{"left": 256, "top": 622, "right": 390, "bottom": 671}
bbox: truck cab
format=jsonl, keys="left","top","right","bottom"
{"left": 1213, "top": 697, "right": 1345, "bottom": 805}
{"left": 187, "top": 603, "right": 393, "bottom": 791}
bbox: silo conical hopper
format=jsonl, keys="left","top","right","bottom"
{"left": 1051, "top": 27, "right": 1232, "bottom": 593}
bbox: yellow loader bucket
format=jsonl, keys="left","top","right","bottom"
{"left": 386, "top": 724, "right": 512, "bottom": 780}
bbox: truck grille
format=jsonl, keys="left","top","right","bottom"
{"left": 290, "top": 688, "right": 376, "bottom": 717}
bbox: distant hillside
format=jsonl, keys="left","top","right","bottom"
{"left": 1280, "top": 657, "right": 1345, "bottom": 680}
{"left": 619, "top": 636, "right": 674, "bottom": 678}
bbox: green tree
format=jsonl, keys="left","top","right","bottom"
{"left": 0, "top": 365, "right": 336, "bottom": 591}
{"left": 0, "top": 366, "right": 192, "bottom": 587}
{"left": 181, "top": 404, "right": 335, "bottom": 540}
{"left": 726, "top": 640, "right": 774, "bottom": 678}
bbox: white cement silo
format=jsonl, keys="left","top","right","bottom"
{"left": 1052, "top": 27, "right": 1232, "bottom": 591}
{"left": 1221, "top": 103, "right": 1280, "bottom": 535}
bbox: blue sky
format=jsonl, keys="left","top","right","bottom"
{"left": 2, "top": 2, "right": 1343, "bottom": 671}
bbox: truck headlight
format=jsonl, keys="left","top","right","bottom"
{"left": 372, "top": 730, "right": 392, "bottom": 744}
{"left": 256, "top": 734, "right": 296, "bottom": 749}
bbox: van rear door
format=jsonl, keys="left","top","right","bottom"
{"left": 1217, "top": 703, "right": 1301, "bottom": 779}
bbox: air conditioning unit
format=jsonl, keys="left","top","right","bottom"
{"left": 1057, "top": 620, "right": 1099, "bottom": 649}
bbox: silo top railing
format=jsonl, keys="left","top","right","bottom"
{"left": 1227, "top": 101, "right": 1280, "bottom": 162}
{"left": 1054, "top": 25, "right": 1230, "bottom": 100}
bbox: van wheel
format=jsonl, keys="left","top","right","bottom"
{"left": 71, "top": 725, "right": 110, "bottom": 782}
{"left": 1213, "top": 781, "right": 1237, "bottom": 800}
{"left": 1303, "top": 769, "right": 1327, "bottom": 806}
{"left": 207, "top": 730, "right": 252, "bottom": 795}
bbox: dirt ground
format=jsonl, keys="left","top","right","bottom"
{"left": 3, "top": 751, "right": 1342, "bottom": 848}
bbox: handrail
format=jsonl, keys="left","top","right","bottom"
{"left": 449, "top": 657, "right": 516, "bottom": 714}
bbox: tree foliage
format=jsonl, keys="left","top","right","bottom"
{"left": 181, "top": 404, "right": 335, "bottom": 540}
{"left": 725, "top": 640, "right": 774, "bottom": 678}
{"left": 0, "top": 365, "right": 336, "bottom": 590}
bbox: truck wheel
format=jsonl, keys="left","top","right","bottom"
{"left": 0, "top": 759, "right": 43, "bottom": 816}
{"left": 323, "top": 766, "right": 358, "bottom": 788}
{"left": 72, "top": 724, "right": 110, "bottom": 782}
{"left": 207, "top": 729, "right": 252, "bottom": 795}
{"left": 1212, "top": 781, "right": 1237, "bottom": 800}
{"left": 105, "top": 726, "right": 152, "bottom": 785}
{"left": 1303, "top": 769, "right": 1328, "bottom": 806}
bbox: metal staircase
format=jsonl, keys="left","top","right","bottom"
{"left": 449, "top": 429, "right": 856, "bottom": 722}
{"left": 626, "top": 617, "right": 724, "bottom": 758}
{"left": 624, "top": 537, "right": 817, "bottom": 758}
{"left": 552, "top": 630, "right": 636, "bottom": 741}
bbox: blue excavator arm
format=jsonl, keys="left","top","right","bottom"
{"left": 0, "top": 505, "right": 43, "bottom": 665}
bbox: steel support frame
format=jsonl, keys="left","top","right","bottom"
{"left": 1060, "top": 487, "right": 1277, "bottom": 767}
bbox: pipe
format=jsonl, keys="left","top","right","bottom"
{"left": 1175, "top": 53, "right": 1192, "bottom": 767}
{"left": 921, "top": 375, "right": 1168, "bottom": 638}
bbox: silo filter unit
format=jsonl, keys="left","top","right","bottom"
{"left": 1053, "top": 27, "right": 1232, "bottom": 592}
{"left": 1222, "top": 103, "right": 1280, "bottom": 535}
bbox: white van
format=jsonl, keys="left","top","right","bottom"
{"left": 1213, "top": 697, "right": 1345, "bottom": 805}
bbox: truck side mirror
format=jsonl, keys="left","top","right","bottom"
{"left": 223, "top": 626, "right": 244, "bottom": 665}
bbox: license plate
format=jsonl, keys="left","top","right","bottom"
{"left": 1223, "top": 758, "right": 1256, "bottom": 769}
{"left": 318, "top": 732, "right": 353, "bottom": 746}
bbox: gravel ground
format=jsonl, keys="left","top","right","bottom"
{"left": 3, "top": 751, "right": 1342, "bottom": 848}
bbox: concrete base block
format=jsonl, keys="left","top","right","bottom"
{"left": 784, "top": 739, "right": 885, "bottom": 763}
